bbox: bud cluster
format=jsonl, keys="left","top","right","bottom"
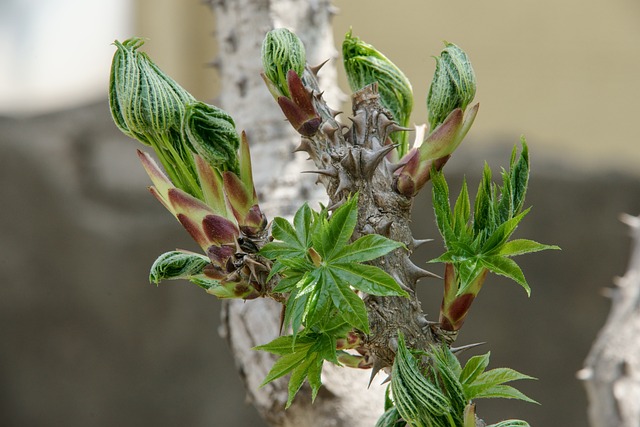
{"left": 109, "top": 38, "right": 268, "bottom": 299}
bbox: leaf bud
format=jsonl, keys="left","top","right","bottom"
{"left": 183, "top": 101, "right": 240, "bottom": 174}
{"left": 427, "top": 42, "right": 476, "bottom": 131}
{"left": 261, "top": 28, "right": 306, "bottom": 98}
{"left": 109, "top": 38, "right": 194, "bottom": 144}
{"left": 343, "top": 30, "right": 413, "bottom": 157}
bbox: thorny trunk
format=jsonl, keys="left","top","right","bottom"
{"left": 207, "top": 1, "right": 390, "bottom": 425}
{"left": 205, "top": 1, "right": 471, "bottom": 426}
{"left": 581, "top": 214, "right": 640, "bottom": 427}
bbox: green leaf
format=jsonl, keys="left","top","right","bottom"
{"left": 332, "top": 263, "right": 408, "bottom": 297}
{"left": 510, "top": 139, "right": 530, "bottom": 215}
{"left": 272, "top": 272, "right": 304, "bottom": 293}
{"left": 431, "top": 169, "right": 456, "bottom": 248}
{"left": 318, "top": 195, "right": 358, "bottom": 259}
{"left": 475, "top": 367, "right": 536, "bottom": 386}
{"left": 293, "top": 203, "right": 313, "bottom": 248}
{"left": 464, "top": 366, "right": 537, "bottom": 403}
{"left": 473, "top": 163, "right": 493, "bottom": 237}
{"left": 480, "top": 256, "right": 530, "bottom": 296}
{"left": 472, "top": 384, "right": 538, "bottom": 404}
{"left": 306, "top": 353, "right": 323, "bottom": 401}
{"left": 452, "top": 178, "right": 471, "bottom": 236}
{"left": 271, "top": 216, "right": 303, "bottom": 248}
{"left": 499, "top": 239, "right": 561, "bottom": 257}
{"left": 254, "top": 334, "right": 313, "bottom": 355}
{"left": 183, "top": 101, "right": 240, "bottom": 174}
{"left": 259, "top": 241, "right": 305, "bottom": 260}
{"left": 459, "top": 352, "right": 491, "bottom": 389}
{"left": 480, "top": 209, "right": 529, "bottom": 255}
{"left": 331, "top": 234, "right": 403, "bottom": 263}
{"left": 324, "top": 269, "right": 369, "bottom": 333}
{"left": 258, "top": 342, "right": 313, "bottom": 385}
{"left": 287, "top": 354, "right": 315, "bottom": 408}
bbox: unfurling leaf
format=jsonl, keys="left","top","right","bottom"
{"left": 183, "top": 101, "right": 240, "bottom": 174}
{"left": 343, "top": 30, "right": 413, "bottom": 157}
{"left": 261, "top": 28, "right": 306, "bottom": 98}
{"left": 427, "top": 42, "right": 476, "bottom": 131}
{"left": 109, "top": 38, "right": 194, "bottom": 143}
{"left": 149, "top": 250, "right": 211, "bottom": 285}
{"left": 109, "top": 38, "right": 202, "bottom": 197}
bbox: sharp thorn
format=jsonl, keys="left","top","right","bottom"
{"left": 380, "top": 375, "right": 392, "bottom": 385}
{"left": 377, "top": 219, "right": 393, "bottom": 237}
{"left": 368, "top": 359, "right": 384, "bottom": 388}
{"left": 387, "top": 124, "right": 414, "bottom": 133}
{"left": 348, "top": 112, "right": 367, "bottom": 143}
{"left": 328, "top": 107, "right": 343, "bottom": 118}
{"left": 321, "top": 122, "right": 339, "bottom": 138}
{"left": 362, "top": 224, "right": 376, "bottom": 235}
{"left": 301, "top": 167, "right": 338, "bottom": 178}
{"left": 327, "top": 196, "right": 347, "bottom": 211}
{"left": 451, "top": 342, "right": 486, "bottom": 355}
{"left": 388, "top": 158, "right": 410, "bottom": 174}
{"left": 334, "top": 169, "right": 353, "bottom": 197}
{"left": 293, "top": 138, "right": 314, "bottom": 154}
{"left": 404, "top": 257, "right": 440, "bottom": 282}
{"left": 361, "top": 144, "right": 397, "bottom": 178}
{"left": 340, "top": 148, "right": 361, "bottom": 176}
{"left": 309, "top": 58, "right": 330, "bottom": 76}
{"left": 412, "top": 238, "right": 433, "bottom": 248}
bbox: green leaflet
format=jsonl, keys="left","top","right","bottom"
{"left": 343, "top": 30, "right": 413, "bottom": 157}
{"left": 459, "top": 351, "right": 537, "bottom": 404}
{"left": 431, "top": 140, "right": 559, "bottom": 297}
{"left": 254, "top": 332, "right": 332, "bottom": 408}
{"left": 183, "top": 101, "right": 240, "bottom": 175}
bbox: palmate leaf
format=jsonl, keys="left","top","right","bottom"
{"left": 499, "top": 239, "right": 561, "bottom": 257}
{"left": 323, "top": 268, "right": 370, "bottom": 333}
{"left": 331, "top": 234, "right": 404, "bottom": 263}
{"left": 458, "top": 351, "right": 537, "bottom": 404}
{"left": 257, "top": 193, "right": 409, "bottom": 407}
{"left": 431, "top": 141, "right": 557, "bottom": 299}
{"left": 479, "top": 255, "right": 530, "bottom": 296}
{"left": 255, "top": 331, "right": 335, "bottom": 408}
{"left": 459, "top": 352, "right": 491, "bottom": 387}
{"left": 313, "top": 195, "right": 358, "bottom": 259}
{"left": 260, "top": 192, "right": 406, "bottom": 334}
{"left": 332, "top": 263, "right": 408, "bottom": 297}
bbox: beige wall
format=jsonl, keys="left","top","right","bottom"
{"left": 137, "top": 0, "right": 640, "bottom": 173}
{"left": 334, "top": 0, "right": 640, "bottom": 173}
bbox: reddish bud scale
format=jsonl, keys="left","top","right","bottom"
{"left": 439, "top": 263, "right": 488, "bottom": 334}
{"left": 275, "top": 70, "right": 321, "bottom": 136}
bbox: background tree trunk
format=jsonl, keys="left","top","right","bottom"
{"left": 205, "top": 0, "right": 386, "bottom": 425}
{"left": 580, "top": 214, "right": 640, "bottom": 427}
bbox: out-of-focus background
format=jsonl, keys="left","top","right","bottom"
{"left": 1, "top": 0, "right": 638, "bottom": 426}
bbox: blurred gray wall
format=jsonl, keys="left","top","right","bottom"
{"left": 1, "top": 0, "right": 640, "bottom": 426}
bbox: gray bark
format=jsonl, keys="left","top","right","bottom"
{"left": 205, "top": 1, "right": 385, "bottom": 425}
{"left": 580, "top": 214, "right": 640, "bottom": 427}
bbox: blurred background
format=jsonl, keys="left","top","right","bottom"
{"left": 1, "top": 0, "right": 639, "bottom": 426}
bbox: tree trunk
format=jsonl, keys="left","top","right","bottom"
{"left": 205, "top": 1, "right": 386, "bottom": 425}
{"left": 580, "top": 214, "right": 640, "bottom": 427}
